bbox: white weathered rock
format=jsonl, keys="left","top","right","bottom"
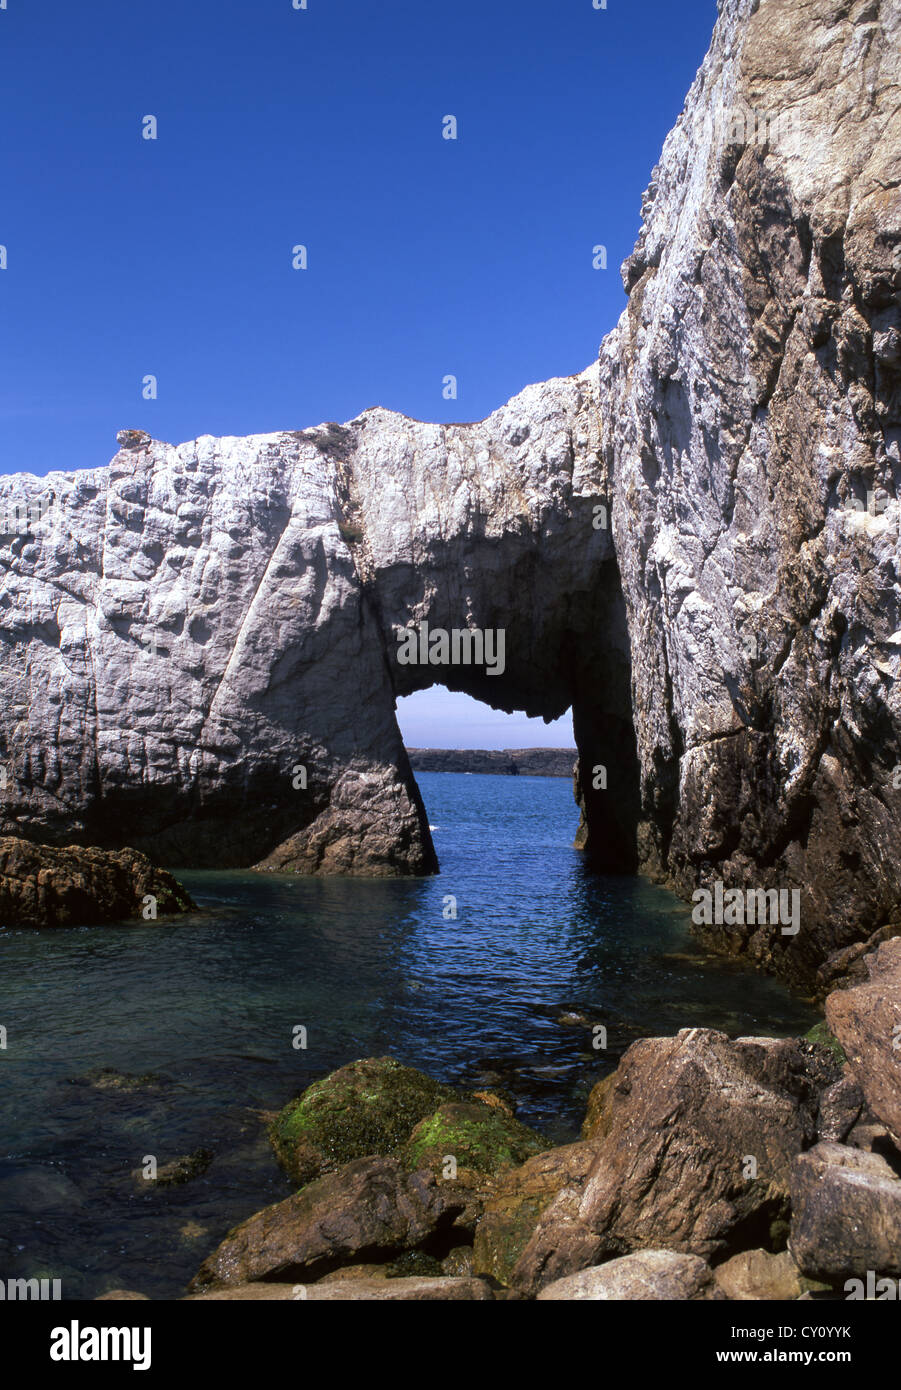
{"left": 0, "top": 372, "right": 624, "bottom": 875}
{"left": 601, "top": 0, "right": 901, "bottom": 983}
{"left": 0, "top": 0, "right": 898, "bottom": 980}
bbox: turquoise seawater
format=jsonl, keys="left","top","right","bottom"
{"left": 0, "top": 772, "right": 818, "bottom": 1298}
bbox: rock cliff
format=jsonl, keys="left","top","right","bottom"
{"left": 601, "top": 0, "right": 901, "bottom": 983}
{"left": 0, "top": 0, "right": 898, "bottom": 982}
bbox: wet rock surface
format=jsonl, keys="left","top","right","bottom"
{"left": 0, "top": 836, "right": 195, "bottom": 928}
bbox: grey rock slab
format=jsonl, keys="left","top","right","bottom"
{"left": 536, "top": 1251, "right": 718, "bottom": 1301}
{"left": 789, "top": 1141, "right": 901, "bottom": 1280}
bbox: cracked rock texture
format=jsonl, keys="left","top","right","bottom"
{"left": 0, "top": 836, "right": 195, "bottom": 927}
{"left": 602, "top": 0, "right": 901, "bottom": 985}
{"left": 0, "top": 0, "right": 898, "bottom": 982}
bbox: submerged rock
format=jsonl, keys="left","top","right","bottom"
{"left": 69, "top": 1068, "right": 169, "bottom": 1094}
{"left": 0, "top": 837, "right": 195, "bottom": 928}
{"left": 132, "top": 1149, "right": 212, "bottom": 1190}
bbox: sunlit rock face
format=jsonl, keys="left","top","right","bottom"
{"left": 0, "top": 370, "right": 632, "bottom": 877}
{"left": 0, "top": 0, "right": 898, "bottom": 982}
{"left": 601, "top": 0, "right": 901, "bottom": 982}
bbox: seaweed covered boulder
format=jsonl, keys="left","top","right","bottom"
{"left": 400, "top": 1100, "right": 548, "bottom": 1232}
{"left": 269, "top": 1057, "right": 460, "bottom": 1187}
{"left": 401, "top": 1101, "right": 545, "bottom": 1179}
{"left": 0, "top": 836, "right": 195, "bottom": 928}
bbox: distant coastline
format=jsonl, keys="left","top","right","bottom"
{"left": 405, "top": 747, "right": 577, "bottom": 778}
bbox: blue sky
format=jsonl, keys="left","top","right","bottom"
{"left": 0, "top": 0, "right": 717, "bottom": 747}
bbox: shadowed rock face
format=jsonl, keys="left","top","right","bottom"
{"left": 0, "top": 0, "right": 898, "bottom": 982}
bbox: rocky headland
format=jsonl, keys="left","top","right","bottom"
{"left": 0, "top": 0, "right": 899, "bottom": 1308}
{"left": 406, "top": 748, "right": 577, "bottom": 778}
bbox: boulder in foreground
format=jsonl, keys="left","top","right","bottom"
{"left": 472, "top": 1142, "right": 597, "bottom": 1286}
{"left": 268, "top": 1057, "right": 460, "bottom": 1187}
{"left": 826, "top": 938, "right": 901, "bottom": 1146}
{"left": 536, "top": 1251, "right": 719, "bottom": 1301}
{"left": 513, "top": 1030, "right": 836, "bottom": 1294}
{"left": 789, "top": 1142, "right": 901, "bottom": 1281}
{"left": 189, "top": 1156, "right": 463, "bottom": 1290}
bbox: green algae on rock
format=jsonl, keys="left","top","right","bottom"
{"left": 269, "top": 1057, "right": 460, "bottom": 1187}
{"left": 804, "top": 1021, "right": 847, "bottom": 1066}
{"left": 401, "top": 1101, "right": 545, "bottom": 1179}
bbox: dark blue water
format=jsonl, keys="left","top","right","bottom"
{"left": 0, "top": 773, "right": 817, "bottom": 1299}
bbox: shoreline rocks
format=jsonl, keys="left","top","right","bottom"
{"left": 188, "top": 1157, "right": 465, "bottom": 1291}
{"left": 268, "top": 1057, "right": 461, "bottom": 1187}
{"left": 825, "top": 938, "right": 901, "bottom": 1147}
{"left": 0, "top": 836, "right": 195, "bottom": 928}
{"left": 789, "top": 1143, "right": 901, "bottom": 1281}
{"left": 187, "top": 988, "right": 901, "bottom": 1300}
{"left": 510, "top": 1030, "right": 835, "bottom": 1296}
{"left": 536, "top": 1252, "right": 722, "bottom": 1302}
